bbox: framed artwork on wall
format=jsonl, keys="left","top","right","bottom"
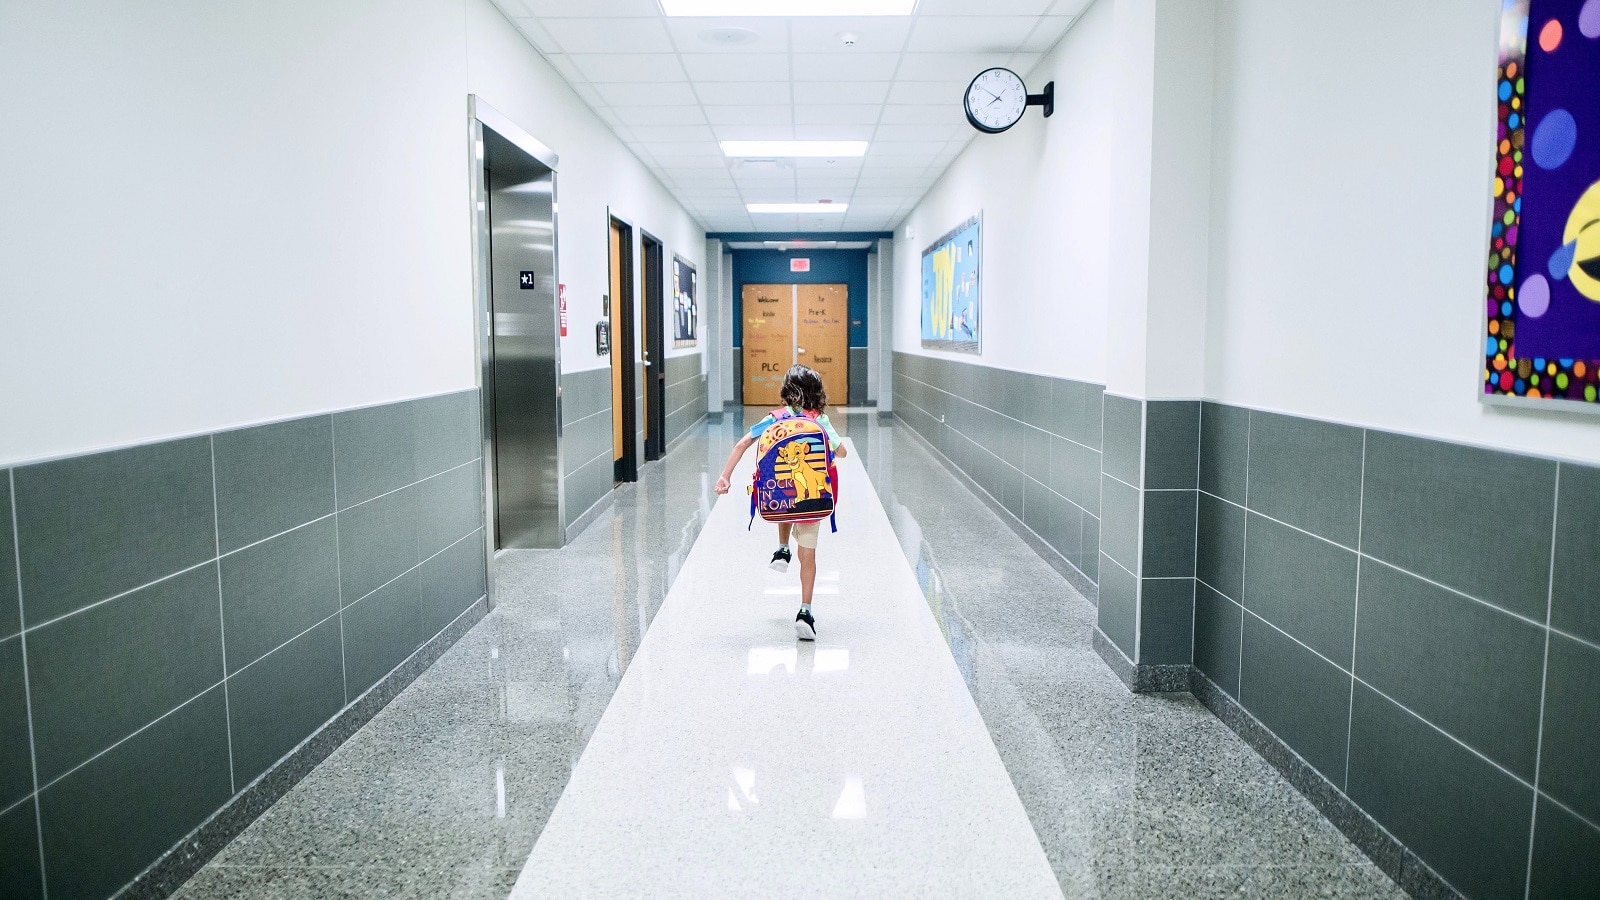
{"left": 673, "top": 256, "right": 697, "bottom": 348}
{"left": 1483, "top": 0, "right": 1600, "bottom": 411}
{"left": 921, "top": 214, "right": 982, "bottom": 353}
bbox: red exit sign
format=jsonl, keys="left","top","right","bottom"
{"left": 790, "top": 257, "right": 811, "bottom": 272}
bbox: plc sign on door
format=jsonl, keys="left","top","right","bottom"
{"left": 742, "top": 283, "right": 849, "bottom": 407}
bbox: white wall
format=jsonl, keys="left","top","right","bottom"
{"left": 464, "top": 0, "right": 705, "bottom": 371}
{"left": 1205, "top": 0, "right": 1600, "bottom": 463}
{"left": 893, "top": 0, "right": 1114, "bottom": 384}
{"left": 0, "top": 0, "right": 703, "bottom": 467}
{"left": 0, "top": 0, "right": 473, "bottom": 465}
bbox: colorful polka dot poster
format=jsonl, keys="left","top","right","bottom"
{"left": 1484, "top": 0, "right": 1600, "bottom": 407}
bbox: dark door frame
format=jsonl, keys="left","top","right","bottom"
{"left": 640, "top": 231, "right": 667, "bottom": 462}
{"left": 609, "top": 213, "right": 638, "bottom": 484}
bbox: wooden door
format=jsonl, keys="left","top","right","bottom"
{"left": 610, "top": 222, "right": 626, "bottom": 465}
{"left": 742, "top": 283, "right": 795, "bottom": 408}
{"left": 796, "top": 284, "right": 849, "bottom": 407}
{"left": 609, "top": 218, "right": 638, "bottom": 483}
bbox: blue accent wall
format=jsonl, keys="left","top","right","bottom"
{"left": 731, "top": 249, "right": 869, "bottom": 348}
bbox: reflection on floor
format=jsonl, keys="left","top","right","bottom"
{"left": 173, "top": 412, "right": 1402, "bottom": 899}
{"left": 509, "top": 415, "right": 1059, "bottom": 896}
{"left": 171, "top": 416, "right": 744, "bottom": 898}
{"left": 869, "top": 419, "right": 1402, "bottom": 897}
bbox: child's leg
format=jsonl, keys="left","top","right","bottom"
{"left": 798, "top": 545, "right": 817, "bottom": 606}
{"left": 792, "top": 524, "right": 820, "bottom": 639}
{"left": 777, "top": 522, "right": 792, "bottom": 547}
{"left": 794, "top": 524, "right": 820, "bottom": 606}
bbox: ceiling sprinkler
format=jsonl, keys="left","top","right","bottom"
{"left": 838, "top": 31, "right": 860, "bottom": 46}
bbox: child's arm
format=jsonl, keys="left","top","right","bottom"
{"left": 819, "top": 415, "right": 848, "bottom": 458}
{"left": 713, "top": 436, "right": 755, "bottom": 494}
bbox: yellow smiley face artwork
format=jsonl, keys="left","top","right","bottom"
{"left": 1564, "top": 180, "right": 1600, "bottom": 302}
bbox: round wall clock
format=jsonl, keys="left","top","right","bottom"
{"left": 964, "top": 68, "right": 1054, "bottom": 134}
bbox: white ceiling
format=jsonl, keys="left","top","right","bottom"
{"left": 491, "top": 0, "right": 1090, "bottom": 233}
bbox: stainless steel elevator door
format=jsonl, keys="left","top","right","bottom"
{"left": 485, "top": 130, "right": 561, "bottom": 549}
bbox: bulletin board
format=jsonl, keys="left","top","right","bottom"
{"left": 1483, "top": 0, "right": 1600, "bottom": 411}
{"left": 921, "top": 215, "right": 982, "bottom": 354}
{"left": 673, "top": 256, "right": 697, "bottom": 348}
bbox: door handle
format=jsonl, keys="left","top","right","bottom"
{"left": 797, "top": 347, "right": 806, "bottom": 354}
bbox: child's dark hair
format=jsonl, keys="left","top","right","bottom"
{"left": 780, "top": 365, "right": 827, "bottom": 412}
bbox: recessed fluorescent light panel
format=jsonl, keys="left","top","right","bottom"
{"left": 662, "top": 1, "right": 916, "bottom": 15}
{"left": 748, "top": 203, "right": 849, "bottom": 214}
{"left": 722, "top": 141, "right": 868, "bottom": 158}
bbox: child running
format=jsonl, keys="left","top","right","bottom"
{"left": 714, "top": 365, "right": 846, "bottom": 640}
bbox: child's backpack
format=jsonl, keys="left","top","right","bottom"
{"left": 748, "top": 408, "right": 839, "bottom": 532}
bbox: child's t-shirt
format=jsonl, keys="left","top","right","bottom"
{"left": 748, "top": 406, "right": 842, "bottom": 450}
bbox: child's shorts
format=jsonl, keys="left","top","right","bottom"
{"left": 793, "top": 522, "right": 821, "bottom": 549}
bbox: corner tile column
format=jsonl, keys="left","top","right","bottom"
{"left": 1095, "top": 0, "right": 1217, "bottom": 692}
{"left": 1094, "top": 395, "right": 1200, "bottom": 692}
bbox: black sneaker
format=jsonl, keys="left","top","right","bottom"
{"left": 769, "top": 547, "right": 792, "bottom": 573}
{"left": 795, "top": 608, "right": 816, "bottom": 641}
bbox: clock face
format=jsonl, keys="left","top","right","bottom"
{"left": 964, "top": 68, "right": 1028, "bottom": 134}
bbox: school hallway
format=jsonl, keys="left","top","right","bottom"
{"left": 7, "top": 1, "right": 1599, "bottom": 898}
{"left": 165, "top": 412, "right": 1401, "bottom": 898}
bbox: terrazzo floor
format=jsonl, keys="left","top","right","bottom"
{"left": 171, "top": 413, "right": 1404, "bottom": 899}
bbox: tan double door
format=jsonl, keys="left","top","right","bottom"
{"left": 742, "top": 283, "right": 849, "bottom": 408}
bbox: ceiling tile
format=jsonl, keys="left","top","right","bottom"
{"left": 543, "top": 54, "right": 586, "bottom": 82}
{"left": 792, "top": 157, "right": 863, "bottom": 173}
{"left": 665, "top": 18, "right": 790, "bottom": 52}
{"left": 511, "top": 17, "right": 563, "bottom": 54}
{"left": 1049, "top": 0, "right": 1094, "bottom": 15}
{"left": 490, "top": 0, "right": 531, "bottom": 17}
{"left": 1022, "top": 17, "right": 1076, "bottom": 52}
{"left": 712, "top": 124, "right": 798, "bottom": 141}
{"left": 595, "top": 82, "right": 701, "bottom": 105}
{"left": 665, "top": 158, "right": 732, "bottom": 172}
{"left": 568, "top": 53, "right": 687, "bottom": 82}
{"left": 693, "top": 82, "right": 793, "bottom": 105}
{"left": 914, "top": 0, "right": 1055, "bottom": 14}
{"left": 906, "top": 16, "right": 1037, "bottom": 53}
{"left": 1009, "top": 53, "right": 1045, "bottom": 76}
{"left": 868, "top": 140, "right": 948, "bottom": 157}
{"left": 786, "top": 17, "right": 913, "bottom": 53}
{"left": 794, "top": 105, "right": 882, "bottom": 126}
{"left": 861, "top": 154, "right": 930, "bottom": 172}
{"left": 853, "top": 170, "right": 936, "bottom": 185}
{"left": 850, "top": 189, "right": 922, "bottom": 202}
{"left": 885, "top": 81, "right": 966, "bottom": 105}
{"left": 879, "top": 105, "right": 962, "bottom": 125}
{"left": 731, "top": 165, "right": 797, "bottom": 181}
{"left": 792, "top": 124, "right": 876, "bottom": 141}
{"left": 791, "top": 52, "right": 901, "bottom": 82}
{"left": 629, "top": 124, "right": 718, "bottom": 142}
{"left": 703, "top": 105, "right": 794, "bottom": 126}
{"left": 895, "top": 52, "right": 1012, "bottom": 82}
{"left": 571, "top": 83, "right": 606, "bottom": 107}
{"left": 796, "top": 173, "right": 860, "bottom": 187}
{"left": 541, "top": 17, "right": 674, "bottom": 53}
{"left": 680, "top": 53, "right": 791, "bottom": 82}
{"left": 613, "top": 105, "right": 708, "bottom": 126}
{"left": 513, "top": 0, "right": 661, "bottom": 16}
{"left": 790, "top": 81, "right": 892, "bottom": 105}
{"left": 873, "top": 123, "right": 966, "bottom": 142}
{"left": 673, "top": 186, "right": 741, "bottom": 196}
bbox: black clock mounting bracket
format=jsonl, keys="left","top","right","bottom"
{"left": 1028, "top": 81, "right": 1055, "bottom": 118}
